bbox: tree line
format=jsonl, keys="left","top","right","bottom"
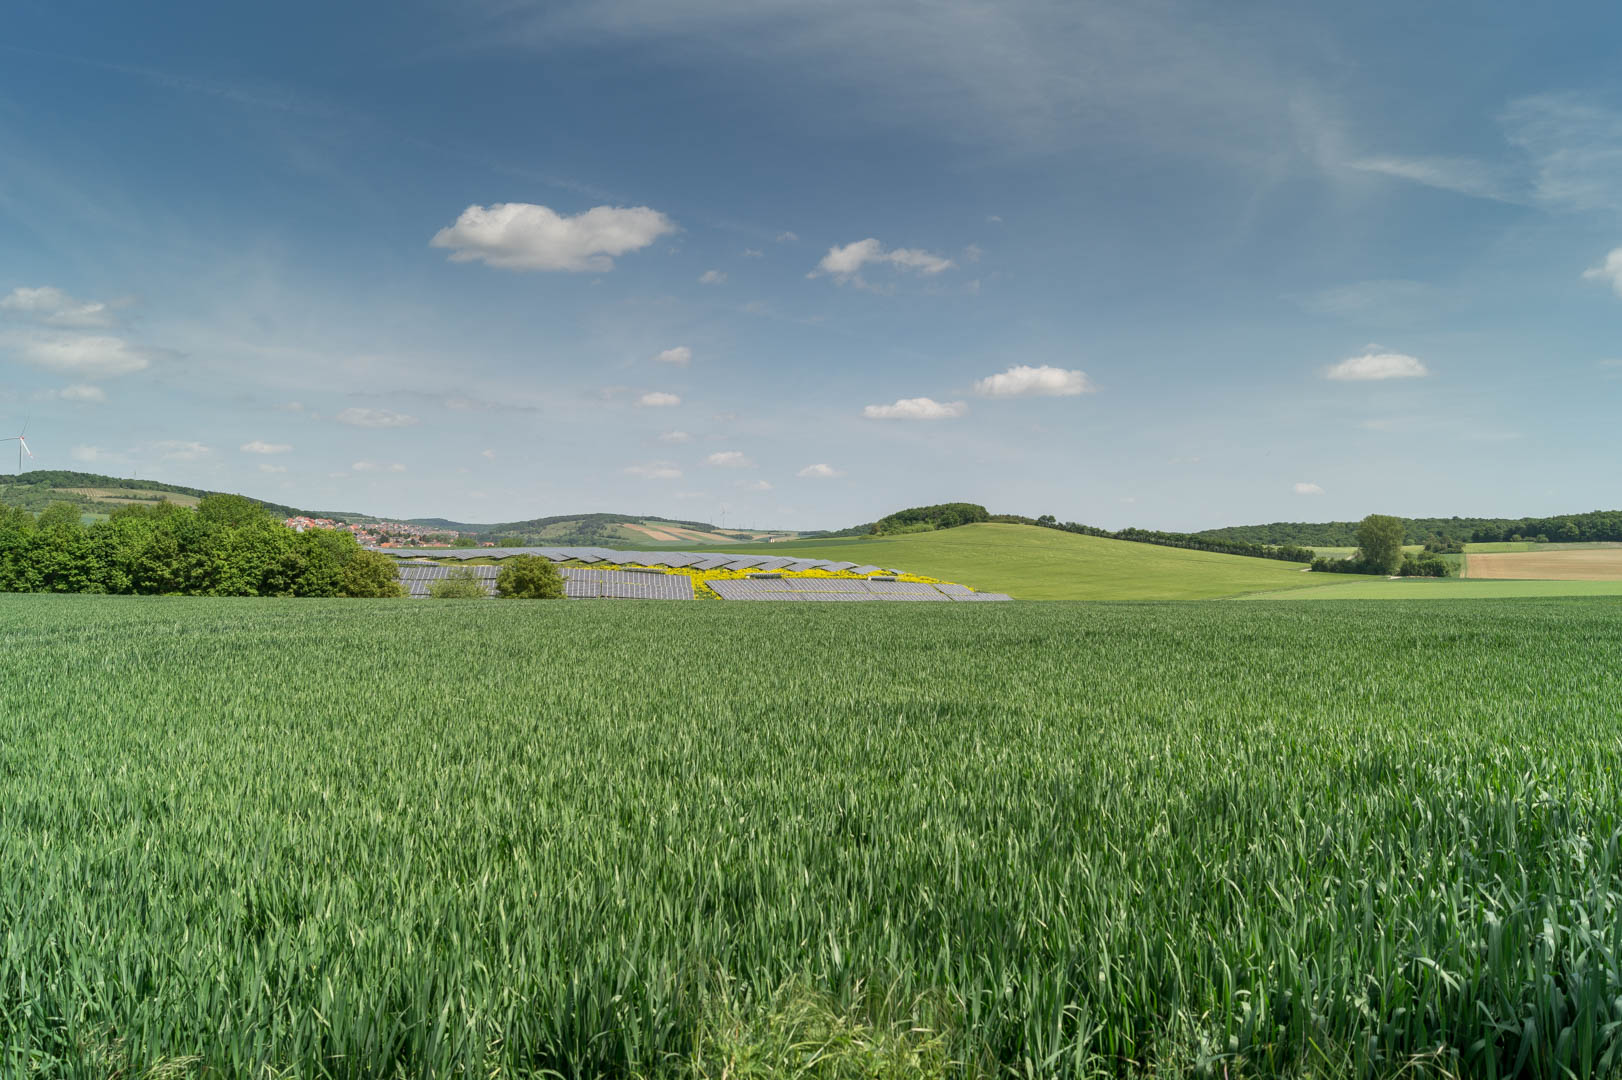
{"left": 0, "top": 496, "right": 403, "bottom": 597}
{"left": 1195, "top": 510, "right": 1622, "bottom": 547}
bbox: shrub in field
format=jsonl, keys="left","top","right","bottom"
{"left": 428, "top": 567, "right": 489, "bottom": 598}
{"left": 496, "top": 554, "right": 565, "bottom": 599}
{"left": 339, "top": 548, "right": 406, "bottom": 597}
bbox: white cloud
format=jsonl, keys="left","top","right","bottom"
{"left": 796, "top": 463, "right": 843, "bottom": 478}
{"left": 706, "top": 450, "right": 751, "bottom": 467}
{"left": 974, "top": 364, "right": 1095, "bottom": 398}
{"left": 481, "top": 448, "right": 497, "bottom": 459}
{"left": 1324, "top": 351, "right": 1430, "bottom": 381}
{"left": 57, "top": 384, "right": 106, "bottom": 403}
{"left": 812, "top": 238, "right": 955, "bottom": 285}
{"left": 658, "top": 430, "right": 691, "bottom": 443}
{"left": 638, "top": 391, "right": 681, "bottom": 407}
{"left": 862, "top": 397, "right": 967, "bottom": 420}
{"left": 352, "top": 461, "right": 406, "bottom": 473}
{"left": 742, "top": 248, "right": 764, "bottom": 258}
{"left": 986, "top": 214, "right": 1003, "bottom": 223}
{"left": 1293, "top": 482, "right": 1325, "bottom": 495}
{"left": 14, "top": 335, "right": 149, "bottom": 377}
{"left": 625, "top": 461, "right": 682, "bottom": 479}
{"left": 240, "top": 440, "right": 292, "bottom": 454}
{"left": 1345, "top": 156, "right": 1515, "bottom": 202}
{"left": 430, "top": 202, "right": 676, "bottom": 272}
{"left": 155, "top": 440, "right": 211, "bottom": 462}
{"left": 654, "top": 345, "right": 692, "bottom": 366}
{"left": 738, "top": 479, "right": 773, "bottom": 492}
{"left": 258, "top": 464, "right": 288, "bottom": 474}
{"left": 71, "top": 445, "right": 107, "bottom": 463}
{"left": 1583, "top": 249, "right": 1622, "bottom": 297}
{"left": 698, "top": 269, "right": 727, "bottom": 284}
{"left": 275, "top": 401, "right": 306, "bottom": 413}
{"left": 336, "top": 407, "right": 420, "bottom": 428}
{"left": 776, "top": 231, "right": 798, "bottom": 243}
{"left": 0, "top": 286, "right": 113, "bottom": 327}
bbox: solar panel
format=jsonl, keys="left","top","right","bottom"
{"left": 720, "top": 556, "right": 771, "bottom": 571}
{"left": 817, "top": 561, "right": 858, "bottom": 573}
{"left": 846, "top": 564, "right": 881, "bottom": 576}
{"left": 948, "top": 591, "right": 1013, "bottom": 601}
{"left": 751, "top": 558, "right": 794, "bottom": 572}
{"left": 692, "top": 557, "right": 733, "bottom": 570}
{"left": 781, "top": 560, "right": 824, "bottom": 572}
{"left": 934, "top": 583, "right": 974, "bottom": 595}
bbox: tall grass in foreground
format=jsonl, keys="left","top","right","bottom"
{"left": 1, "top": 595, "right": 1621, "bottom": 1077}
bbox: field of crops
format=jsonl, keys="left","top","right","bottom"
{"left": 4, "top": 594, "right": 1622, "bottom": 1077}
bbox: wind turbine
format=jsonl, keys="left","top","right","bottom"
{"left": 3, "top": 419, "right": 33, "bottom": 472}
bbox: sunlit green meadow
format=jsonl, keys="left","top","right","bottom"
{"left": 3, "top": 594, "right": 1622, "bottom": 1077}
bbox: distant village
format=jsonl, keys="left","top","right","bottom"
{"left": 283, "top": 516, "right": 495, "bottom": 548}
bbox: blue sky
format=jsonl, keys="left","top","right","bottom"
{"left": 2, "top": 1, "right": 1620, "bottom": 530}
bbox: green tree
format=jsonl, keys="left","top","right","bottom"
{"left": 196, "top": 493, "right": 271, "bottom": 527}
{"left": 496, "top": 555, "right": 565, "bottom": 599}
{"left": 429, "top": 567, "right": 489, "bottom": 599}
{"left": 1354, "top": 514, "right": 1405, "bottom": 575}
{"left": 451, "top": 536, "right": 478, "bottom": 548}
{"left": 339, "top": 549, "right": 406, "bottom": 598}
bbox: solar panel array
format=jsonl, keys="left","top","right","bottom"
{"left": 397, "top": 563, "right": 693, "bottom": 600}
{"left": 381, "top": 545, "right": 905, "bottom": 575}
{"left": 383, "top": 546, "right": 1011, "bottom": 601}
{"left": 707, "top": 578, "right": 1010, "bottom": 602}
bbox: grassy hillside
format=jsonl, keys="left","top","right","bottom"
{"left": 0, "top": 470, "right": 350, "bottom": 521}
{"left": 730, "top": 522, "right": 1332, "bottom": 600}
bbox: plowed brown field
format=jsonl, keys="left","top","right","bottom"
{"left": 1466, "top": 548, "right": 1622, "bottom": 580}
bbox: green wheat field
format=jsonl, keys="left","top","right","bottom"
{"left": 4, "top": 594, "right": 1622, "bottom": 1077}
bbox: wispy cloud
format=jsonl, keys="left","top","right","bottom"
{"left": 811, "top": 238, "right": 954, "bottom": 288}
{"left": 336, "top": 407, "right": 419, "bottom": 428}
{"left": 0, "top": 286, "right": 117, "bottom": 327}
{"left": 638, "top": 391, "right": 681, "bottom": 407}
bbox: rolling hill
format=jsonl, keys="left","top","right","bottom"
{"left": 728, "top": 522, "right": 1341, "bottom": 601}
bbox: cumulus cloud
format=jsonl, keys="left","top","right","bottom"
{"left": 155, "top": 440, "right": 211, "bottom": 462}
{"left": 1324, "top": 351, "right": 1430, "bottom": 381}
{"left": 14, "top": 336, "right": 149, "bottom": 377}
{"left": 0, "top": 286, "right": 114, "bottom": 327}
{"left": 1294, "top": 482, "right": 1325, "bottom": 495}
{"left": 862, "top": 397, "right": 967, "bottom": 420}
{"left": 974, "top": 364, "right": 1095, "bottom": 398}
{"left": 638, "top": 391, "right": 681, "bottom": 407}
{"left": 240, "top": 440, "right": 291, "bottom": 454}
{"left": 654, "top": 346, "right": 692, "bottom": 366}
{"left": 797, "top": 463, "right": 843, "bottom": 478}
{"left": 658, "top": 430, "right": 691, "bottom": 443}
{"left": 56, "top": 384, "right": 106, "bottom": 402}
{"left": 336, "top": 407, "right": 420, "bottom": 428}
{"left": 698, "top": 269, "right": 727, "bottom": 284}
{"left": 352, "top": 461, "right": 406, "bottom": 473}
{"left": 1583, "top": 248, "right": 1622, "bottom": 297}
{"left": 812, "top": 238, "right": 955, "bottom": 286}
{"left": 430, "top": 202, "right": 676, "bottom": 272}
{"left": 625, "top": 461, "right": 682, "bottom": 479}
{"left": 706, "top": 450, "right": 751, "bottom": 467}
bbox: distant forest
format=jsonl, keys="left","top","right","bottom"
{"left": 0, "top": 470, "right": 339, "bottom": 521}
{"left": 1197, "top": 511, "right": 1622, "bottom": 546}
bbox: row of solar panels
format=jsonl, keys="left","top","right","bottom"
{"left": 382, "top": 545, "right": 897, "bottom": 576}
{"left": 707, "top": 579, "right": 1011, "bottom": 602}
{"left": 397, "top": 564, "right": 693, "bottom": 600}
